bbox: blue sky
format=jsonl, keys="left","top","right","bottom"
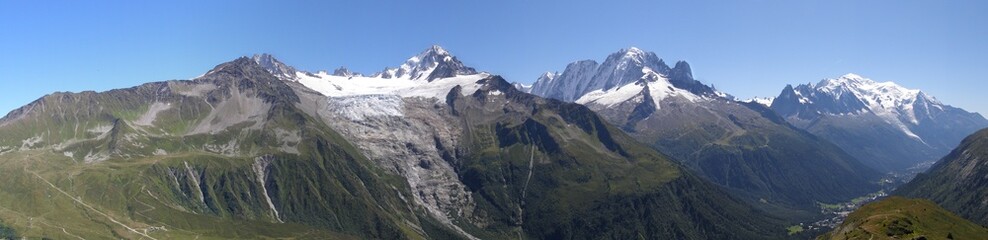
{"left": 1, "top": 0, "right": 986, "bottom": 115}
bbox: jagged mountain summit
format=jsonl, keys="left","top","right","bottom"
{"left": 770, "top": 73, "right": 988, "bottom": 172}
{"left": 528, "top": 47, "right": 718, "bottom": 103}
{"left": 371, "top": 45, "right": 478, "bottom": 81}
{"left": 0, "top": 46, "right": 788, "bottom": 239}
{"left": 527, "top": 47, "right": 881, "bottom": 213}
{"left": 251, "top": 53, "right": 298, "bottom": 80}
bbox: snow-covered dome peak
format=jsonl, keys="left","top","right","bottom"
{"left": 817, "top": 73, "right": 877, "bottom": 89}
{"left": 624, "top": 46, "right": 644, "bottom": 54}
{"left": 840, "top": 73, "right": 865, "bottom": 80}
{"left": 615, "top": 47, "right": 653, "bottom": 63}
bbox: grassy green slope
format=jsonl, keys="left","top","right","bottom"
{"left": 819, "top": 197, "right": 988, "bottom": 240}
{"left": 0, "top": 58, "right": 458, "bottom": 239}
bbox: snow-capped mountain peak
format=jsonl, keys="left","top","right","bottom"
{"left": 378, "top": 45, "right": 478, "bottom": 81}
{"left": 574, "top": 63, "right": 704, "bottom": 110}
{"left": 254, "top": 46, "right": 489, "bottom": 102}
{"left": 405, "top": 45, "right": 450, "bottom": 66}
{"left": 773, "top": 73, "right": 971, "bottom": 144}
{"left": 620, "top": 47, "right": 647, "bottom": 60}
{"left": 771, "top": 73, "right": 988, "bottom": 171}
{"left": 814, "top": 73, "right": 925, "bottom": 112}
{"left": 528, "top": 47, "right": 723, "bottom": 108}
{"left": 581, "top": 47, "right": 668, "bottom": 95}
{"left": 538, "top": 71, "right": 559, "bottom": 82}
{"left": 612, "top": 47, "right": 662, "bottom": 68}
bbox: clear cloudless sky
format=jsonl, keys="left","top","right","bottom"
{"left": 1, "top": 0, "right": 986, "bottom": 115}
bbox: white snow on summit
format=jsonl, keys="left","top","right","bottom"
{"left": 256, "top": 45, "right": 488, "bottom": 101}
{"left": 296, "top": 71, "right": 489, "bottom": 100}
{"left": 512, "top": 82, "right": 532, "bottom": 93}
{"left": 575, "top": 67, "right": 703, "bottom": 109}
{"left": 369, "top": 45, "right": 477, "bottom": 81}
{"left": 816, "top": 73, "right": 929, "bottom": 112}
{"left": 251, "top": 46, "right": 490, "bottom": 125}
{"left": 805, "top": 73, "right": 939, "bottom": 140}
{"left": 746, "top": 97, "right": 775, "bottom": 107}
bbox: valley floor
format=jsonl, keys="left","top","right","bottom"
{"left": 790, "top": 170, "right": 918, "bottom": 238}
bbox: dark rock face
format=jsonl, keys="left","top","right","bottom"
{"left": 666, "top": 60, "right": 717, "bottom": 97}
{"left": 770, "top": 84, "right": 869, "bottom": 120}
{"left": 331, "top": 66, "right": 356, "bottom": 77}
{"left": 201, "top": 57, "right": 300, "bottom": 105}
{"left": 252, "top": 53, "right": 298, "bottom": 80}
{"left": 622, "top": 82, "right": 656, "bottom": 131}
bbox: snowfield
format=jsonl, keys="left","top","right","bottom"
{"left": 297, "top": 71, "right": 489, "bottom": 99}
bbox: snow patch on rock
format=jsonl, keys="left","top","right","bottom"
{"left": 20, "top": 135, "right": 43, "bottom": 150}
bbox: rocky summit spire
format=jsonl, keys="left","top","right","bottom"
{"left": 251, "top": 53, "right": 298, "bottom": 81}
{"left": 332, "top": 66, "right": 358, "bottom": 77}
{"left": 380, "top": 45, "right": 478, "bottom": 81}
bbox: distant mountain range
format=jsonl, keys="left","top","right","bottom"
{"left": 1, "top": 44, "right": 984, "bottom": 239}
{"left": 523, "top": 47, "right": 881, "bottom": 212}
{"left": 766, "top": 74, "right": 988, "bottom": 172}
{"left": 0, "top": 46, "right": 787, "bottom": 239}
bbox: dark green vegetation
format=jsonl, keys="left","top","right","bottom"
{"left": 818, "top": 197, "right": 988, "bottom": 240}
{"left": 897, "top": 128, "right": 988, "bottom": 226}
{"left": 0, "top": 57, "right": 786, "bottom": 239}
{"left": 446, "top": 78, "right": 785, "bottom": 239}
{"left": 0, "top": 221, "right": 15, "bottom": 240}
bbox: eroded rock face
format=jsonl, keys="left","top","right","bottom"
{"left": 288, "top": 83, "right": 479, "bottom": 235}
{"left": 326, "top": 98, "right": 475, "bottom": 222}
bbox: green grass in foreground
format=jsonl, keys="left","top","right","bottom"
{"left": 819, "top": 196, "right": 988, "bottom": 240}
{"left": 787, "top": 225, "right": 804, "bottom": 235}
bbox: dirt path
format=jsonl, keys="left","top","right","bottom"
{"left": 29, "top": 170, "right": 158, "bottom": 240}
